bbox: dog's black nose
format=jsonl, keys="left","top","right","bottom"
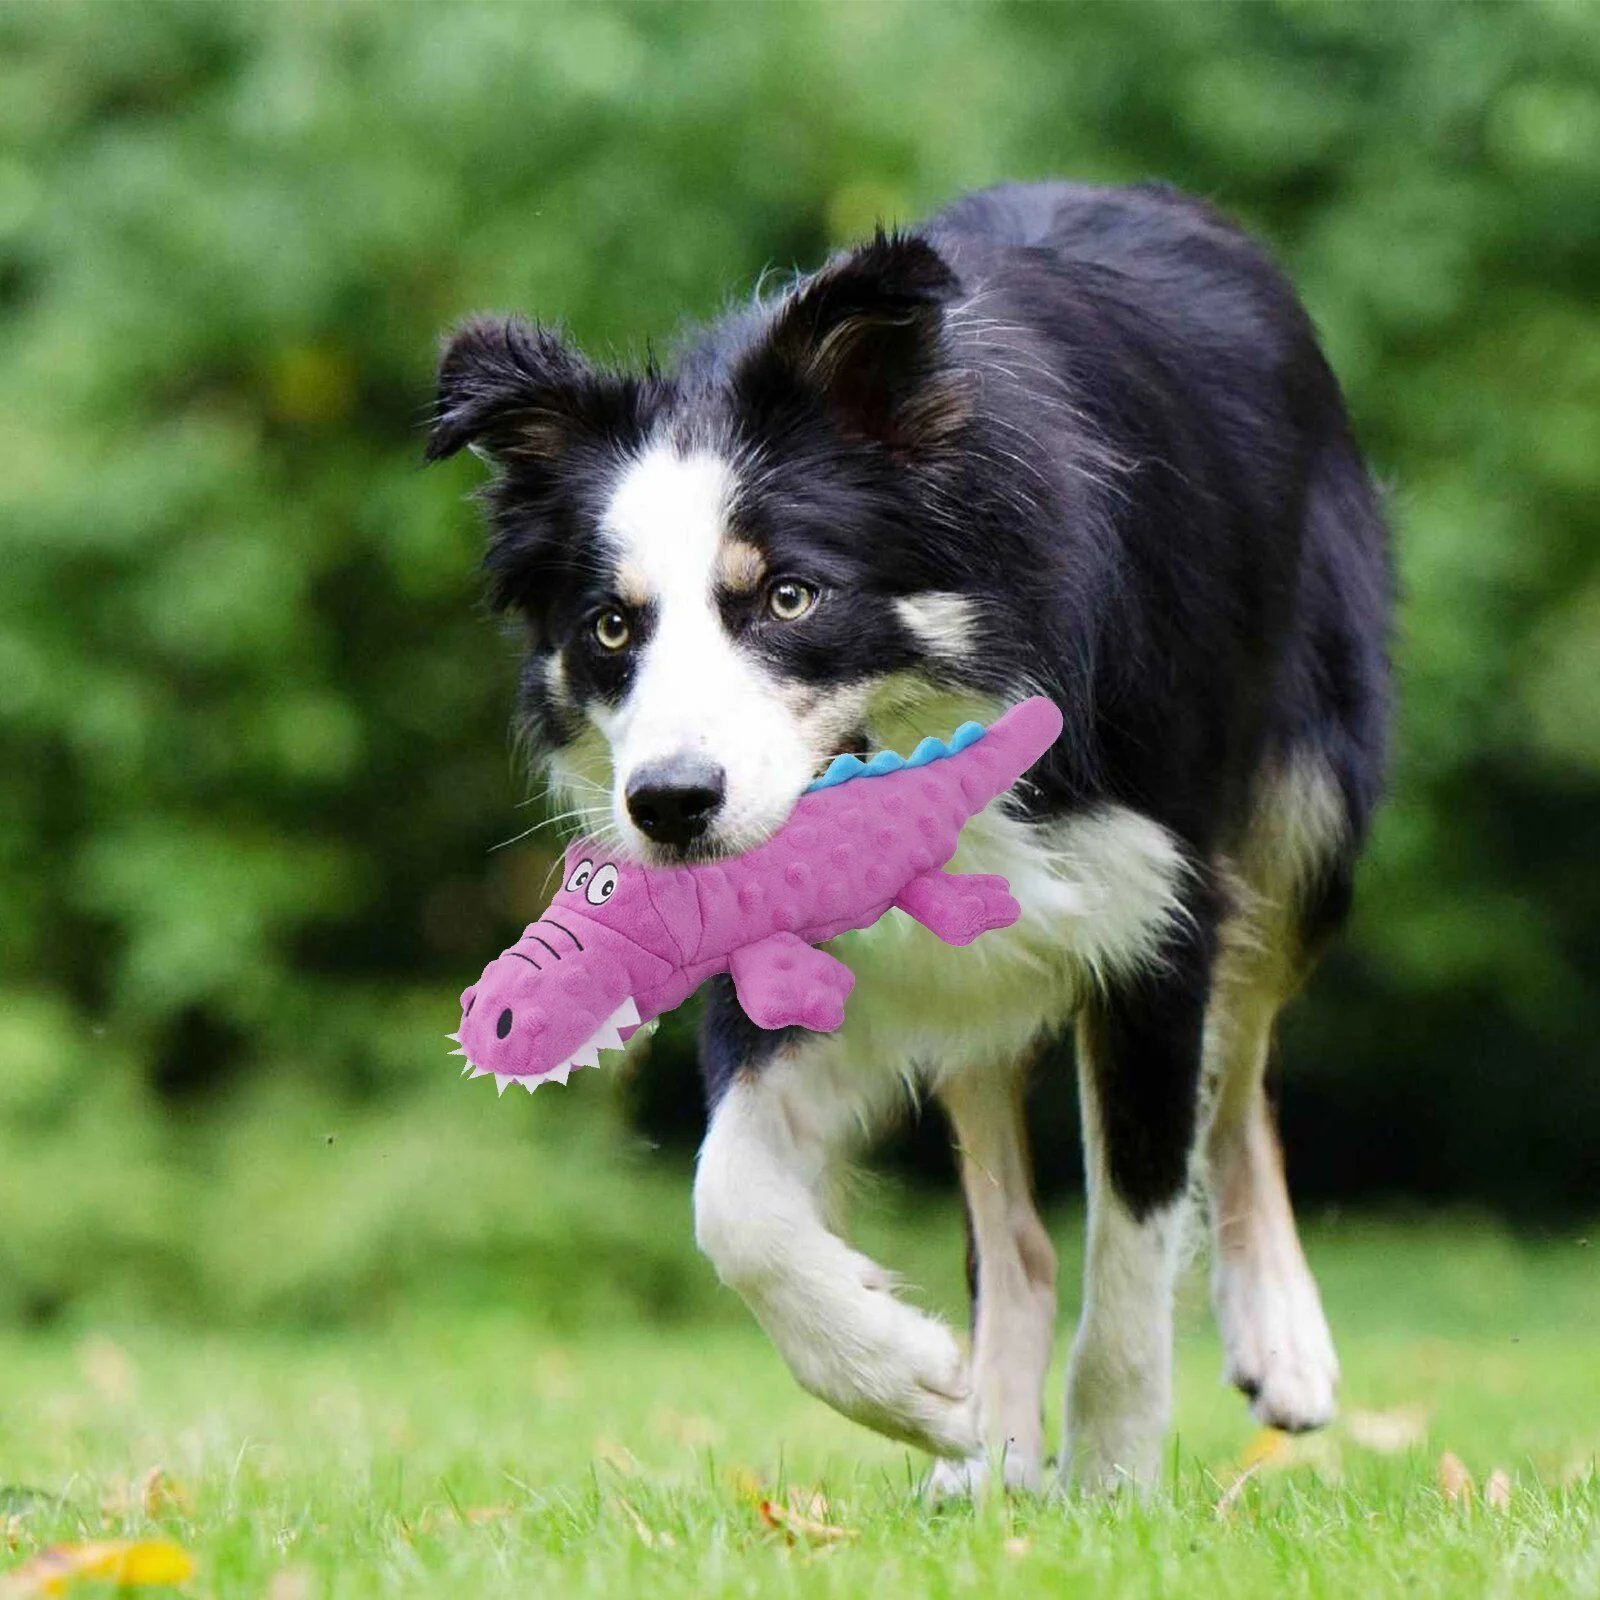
{"left": 625, "top": 757, "right": 726, "bottom": 849}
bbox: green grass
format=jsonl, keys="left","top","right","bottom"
{"left": 1, "top": 1211, "right": 1595, "bottom": 1598}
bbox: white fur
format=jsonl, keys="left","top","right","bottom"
{"left": 596, "top": 445, "right": 831, "bottom": 858}
{"left": 693, "top": 788, "right": 1188, "bottom": 1471}
{"left": 694, "top": 1053, "right": 980, "bottom": 1458}
{"left": 1209, "top": 1162, "right": 1340, "bottom": 1432}
{"left": 894, "top": 592, "right": 980, "bottom": 662}
{"left": 568, "top": 481, "right": 1333, "bottom": 1481}
{"left": 1062, "top": 1037, "right": 1184, "bottom": 1492}
{"left": 673, "top": 649, "right": 1190, "bottom": 1471}
{"left": 832, "top": 801, "right": 1188, "bottom": 1072}
{"left": 1063, "top": 1198, "right": 1183, "bottom": 1492}
{"left": 1200, "top": 755, "right": 1345, "bottom": 1433}
{"left": 1242, "top": 752, "right": 1350, "bottom": 904}
{"left": 1204, "top": 981, "right": 1340, "bottom": 1432}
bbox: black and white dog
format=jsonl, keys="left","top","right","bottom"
{"left": 427, "top": 181, "right": 1390, "bottom": 1494}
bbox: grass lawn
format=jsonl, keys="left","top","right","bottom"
{"left": 1, "top": 1208, "right": 1595, "bottom": 1598}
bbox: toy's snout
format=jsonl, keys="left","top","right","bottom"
{"left": 460, "top": 983, "right": 547, "bottom": 1055}
{"left": 454, "top": 922, "right": 649, "bottom": 1094}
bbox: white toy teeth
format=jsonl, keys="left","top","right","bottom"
{"left": 457, "top": 995, "right": 641, "bottom": 1097}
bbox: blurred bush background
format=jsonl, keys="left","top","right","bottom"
{"left": 0, "top": 0, "right": 1596, "bottom": 1330}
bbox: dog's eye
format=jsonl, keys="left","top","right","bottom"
{"left": 767, "top": 581, "right": 816, "bottom": 623}
{"left": 593, "top": 609, "right": 631, "bottom": 651}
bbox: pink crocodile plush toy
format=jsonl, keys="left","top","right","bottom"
{"left": 451, "top": 695, "right": 1064, "bottom": 1093}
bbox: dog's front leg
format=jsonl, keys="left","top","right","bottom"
{"left": 1063, "top": 900, "right": 1216, "bottom": 1494}
{"left": 926, "top": 1061, "right": 1057, "bottom": 1497}
{"left": 693, "top": 994, "right": 979, "bottom": 1460}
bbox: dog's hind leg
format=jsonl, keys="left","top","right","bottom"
{"left": 693, "top": 1025, "right": 980, "bottom": 1462}
{"left": 1201, "top": 761, "right": 1349, "bottom": 1433}
{"left": 925, "top": 1061, "right": 1057, "bottom": 1496}
{"left": 1202, "top": 971, "right": 1339, "bottom": 1433}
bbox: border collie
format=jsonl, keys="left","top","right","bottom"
{"left": 427, "top": 181, "right": 1390, "bottom": 1494}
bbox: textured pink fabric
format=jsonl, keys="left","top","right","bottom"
{"left": 729, "top": 931, "right": 855, "bottom": 1032}
{"left": 893, "top": 870, "right": 1019, "bottom": 946}
{"left": 454, "top": 696, "right": 1063, "bottom": 1091}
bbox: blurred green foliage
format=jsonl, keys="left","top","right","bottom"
{"left": 0, "top": 0, "right": 1596, "bottom": 1323}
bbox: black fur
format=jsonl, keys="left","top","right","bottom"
{"left": 1082, "top": 875, "right": 1221, "bottom": 1217}
{"left": 431, "top": 180, "right": 1391, "bottom": 1214}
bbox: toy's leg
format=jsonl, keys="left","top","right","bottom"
{"left": 894, "top": 870, "right": 1020, "bottom": 947}
{"left": 925, "top": 1063, "right": 1056, "bottom": 1497}
{"left": 1203, "top": 954, "right": 1339, "bottom": 1432}
{"left": 1063, "top": 906, "right": 1214, "bottom": 1494}
{"left": 694, "top": 1026, "right": 979, "bottom": 1461}
{"left": 729, "top": 932, "right": 854, "bottom": 1032}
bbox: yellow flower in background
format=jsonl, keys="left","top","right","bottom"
{"left": 1, "top": 1540, "right": 194, "bottom": 1597}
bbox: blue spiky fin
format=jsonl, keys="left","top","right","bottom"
{"left": 804, "top": 718, "right": 988, "bottom": 793}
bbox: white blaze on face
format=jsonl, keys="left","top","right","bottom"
{"left": 594, "top": 443, "right": 821, "bottom": 857}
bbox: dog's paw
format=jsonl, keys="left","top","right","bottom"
{"left": 1060, "top": 1403, "right": 1165, "bottom": 1496}
{"left": 1215, "top": 1257, "right": 1339, "bottom": 1433}
{"left": 923, "top": 1447, "right": 1043, "bottom": 1501}
{"left": 843, "top": 1300, "right": 981, "bottom": 1460}
{"left": 924, "top": 1455, "right": 989, "bottom": 1501}
{"left": 772, "top": 1259, "right": 980, "bottom": 1460}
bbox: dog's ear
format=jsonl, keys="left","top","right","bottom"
{"left": 425, "top": 316, "right": 614, "bottom": 467}
{"left": 738, "top": 231, "right": 965, "bottom": 455}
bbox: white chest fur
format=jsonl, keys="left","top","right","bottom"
{"left": 825, "top": 802, "right": 1187, "bottom": 1078}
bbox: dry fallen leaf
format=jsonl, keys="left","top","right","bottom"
{"left": 531, "top": 1348, "right": 576, "bottom": 1402}
{"left": 757, "top": 1498, "right": 857, "bottom": 1544}
{"left": 1484, "top": 1468, "right": 1513, "bottom": 1512}
{"left": 1238, "top": 1429, "right": 1295, "bottom": 1473}
{"left": 1346, "top": 1406, "right": 1428, "bottom": 1454}
{"left": 1220, "top": 1424, "right": 1345, "bottom": 1510}
{"left": 0, "top": 1490, "right": 51, "bottom": 1558}
{"left": 102, "top": 1468, "right": 191, "bottom": 1522}
{"left": 648, "top": 1408, "right": 719, "bottom": 1448}
{"left": 1214, "top": 1459, "right": 1268, "bottom": 1519}
{"left": 416, "top": 1503, "right": 514, "bottom": 1533}
{"left": 1438, "top": 1451, "right": 1474, "bottom": 1506}
{"left": 75, "top": 1338, "right": 137, "bottom": 1406}
{"left": 593, "top": 1439, "right": 637, "bottom": 1476}
{"left": 141, "top": 1469, "right": 191, "bottom": 1522}
{"left": 0, "top": 1539, "right": 194, "bottom": 1597}
{"left": 265, "top": 1566, "right": 315, "bottom": 1600}
{"left": 784, "top": 1487, "right": 833, "bottom": 1524}
{"left": 613, "top": 1496, "right": 673, "bottom": 1549}
{"left": 461, "top": 1505, "right": 513, "bottom": 1527}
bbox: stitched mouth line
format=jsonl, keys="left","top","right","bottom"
{"left": 539, "top": 918, "right": 583, "bottom": 952}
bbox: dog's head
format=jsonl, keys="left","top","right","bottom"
{"left": 428, "top": 232, "right": 995, "bottom": 863}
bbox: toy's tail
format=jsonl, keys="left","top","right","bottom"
{"left": 951, "top": 695, "right": 1064, "bottom": 811}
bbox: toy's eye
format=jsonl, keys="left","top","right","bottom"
{"left": 585, "top": 863, "right": 620, "bottom": 905}
{"left": 593, "top": 608, "right": 631, "bottom": 651}
{"left": 767, "top": 580, "right": 816, "bottom": 623}
{"left": 565, "top": 859, "right": 594, "bottom": 893}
